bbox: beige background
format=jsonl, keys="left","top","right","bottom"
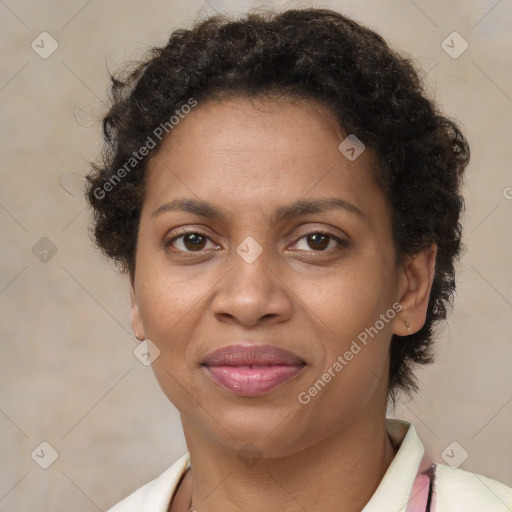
{"left": 0, "top": 0, "right": 511, "bottom": 510}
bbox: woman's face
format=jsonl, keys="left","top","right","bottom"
{"left": 130, "top": 96, "right": 411, "bottom": 456}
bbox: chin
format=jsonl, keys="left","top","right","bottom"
{"left": 201, "top": 404, "right": 318, "bottom": 457}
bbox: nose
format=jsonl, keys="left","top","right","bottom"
{"left": 211, "top": 242, "right": 293, "bottom": 327}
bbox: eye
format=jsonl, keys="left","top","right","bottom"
{"left": 291, "top": 231, "right": 348, "bottom": 252}
{"left": 164, "top": 230, "right": 221, "bottom": 253}
{"left": 163, "top": 229, "right": 348, "bottom": 255}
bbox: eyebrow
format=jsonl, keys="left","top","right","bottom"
{"left": 151, "top": 197, "right": 366, "bottom": 223}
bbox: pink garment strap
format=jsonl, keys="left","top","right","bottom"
{"left": 405, "top": 452, "right": 437, "bottom": 512}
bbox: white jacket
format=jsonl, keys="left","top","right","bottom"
{"left": 107, "top": 419, "right": 512, "bottom": 511}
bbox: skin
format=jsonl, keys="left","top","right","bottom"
{"left": 129, "top": 95, "right": 437, "bottom": 512}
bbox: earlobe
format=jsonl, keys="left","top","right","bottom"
{"left": 393, "top": 244, "right": 437, "bottom": 336}
{"left": 129, "top": 284, "right": 146, "bottom": 341}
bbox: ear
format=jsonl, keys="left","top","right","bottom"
{"left": 393, "top": 243, "right": 437, "bottom": 336}
{"left": 130, "top": 281, "right": 146, "bottom": 341}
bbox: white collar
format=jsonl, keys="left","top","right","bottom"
{"left": 363, "top": 418, "right": 425, "bottom": 511}
{"left": 107, "top": 418, "right": 425, "bottom": 511}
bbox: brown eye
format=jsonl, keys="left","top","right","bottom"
{"left": 306, "top": 233, "right": 330, "bottom": 250}
{"left": 182, "top": 233, "right": 207, "bottom": 251}
{"left": 165, "top": 231, "right": 219, "bottom": 253}
{"left": 293, "top": 232, "right": 348, "bottom": 252}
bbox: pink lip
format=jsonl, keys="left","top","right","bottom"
{"left": 201, "top": 344, "right": 306, "bottom": 396}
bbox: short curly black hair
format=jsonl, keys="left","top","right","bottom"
{"left": 85, "top": 7, "right": 469, "bottom": 404}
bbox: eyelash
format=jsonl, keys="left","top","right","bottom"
{"left": 163, "top": 228, "right": 349, "bottom": 255}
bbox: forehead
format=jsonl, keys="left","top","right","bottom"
{"left": 143, "top": 96, "right": 387, "bottom": 227}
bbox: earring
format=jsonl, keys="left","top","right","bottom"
{"left": 405, "top": 320, "right": 411, "bottom": 332}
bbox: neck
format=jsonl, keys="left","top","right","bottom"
{"left": 181, "top": 415, "right": 397, "bottom": 512}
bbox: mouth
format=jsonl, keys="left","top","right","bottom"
{"left": 201, "top": 343, "right": 306, "bottom": 396}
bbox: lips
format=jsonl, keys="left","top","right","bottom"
{"left": 201, "top": 344, "right": 306, "bottom": 396}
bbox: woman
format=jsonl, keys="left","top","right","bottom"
{"left": 85, "top": 7, "right": 512, "bottom": 512}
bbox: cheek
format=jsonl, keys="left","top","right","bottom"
{"left": 291, "top": 256, "right": 394, "bottom": 400}
{"left": 136, "top": 256, "right": 211, "bottom": 338}
{"left": 135, "top": 273, "right": 206, "bottom": 407}
{"left": 295, "top": 258, "right": 392, "bottom": 342}
{"left": 134, "top": 276, "right": 199, "bottom": 385}
{"left": 296, "top": 275, "right": 392, "bottom": 418}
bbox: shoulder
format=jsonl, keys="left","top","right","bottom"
{"left": 434, "top": 463, "right": 512, "bottom": 511}
{"left": 106, "top": 453, "right": 191, "bottom": 512}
